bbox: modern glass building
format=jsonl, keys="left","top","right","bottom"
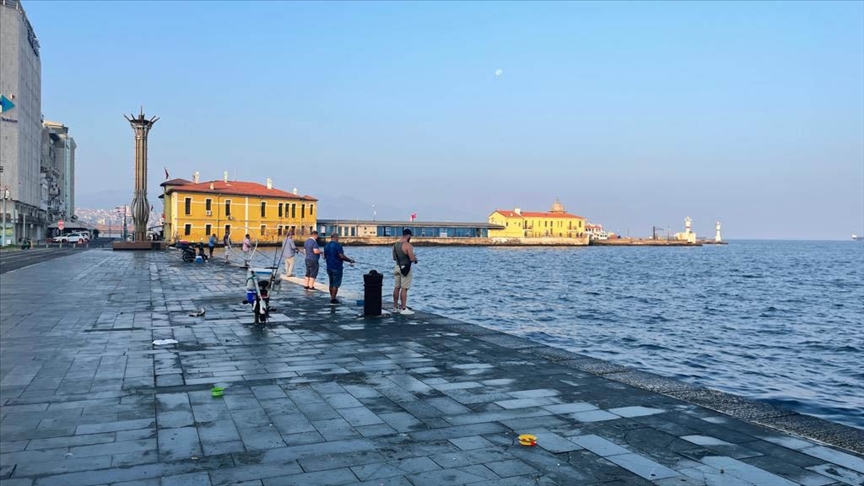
{"left": 317, "top": 220, "right": 504, "bottom": 239}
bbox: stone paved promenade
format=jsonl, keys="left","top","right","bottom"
{"left": 1, "top": 249, "right": 863, "bottom": 486}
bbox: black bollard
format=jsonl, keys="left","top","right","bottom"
{"left": 363, "top": 270, "right": 383, "bottom": 316}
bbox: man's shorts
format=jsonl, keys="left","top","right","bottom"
{"left": 327, "top": 269, "right": 343, "bottom": 288}
{"left": 393, "top": 265, "right": 412, "bottom": 289}
{"left": 305, "top": 260, "right": 319, "bottom": 279}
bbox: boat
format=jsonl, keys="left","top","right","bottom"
{"left": 854, "top": 234, "right": 864, "bottom": 241}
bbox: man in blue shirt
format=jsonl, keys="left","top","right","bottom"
{"left": 323, "top": 233, "right": 355, "bottom": 304}
{"left": 303, "top": 231, "right": 323, "bottom": 290}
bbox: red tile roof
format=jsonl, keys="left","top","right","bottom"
{"left": 492, "top": 209, "right": 585, "bottom": 219}
{"left": 522, "top": 211, "right": 585, "bottom": 219}
{"left": 165, "top": 180, "right": 317, "bottom": 201}
{"left": 160, "top": 178, "right": 191, "bottom": 187}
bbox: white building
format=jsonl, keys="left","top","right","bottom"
{"left": 42, "top": 120, "right": 76, "bottom": 223}
{"left": 0, "top": 0, "right": 43, "bottom": 244}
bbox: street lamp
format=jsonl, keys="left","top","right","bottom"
{"left": 115, "top": 206, "right": 128, "bottom": 240}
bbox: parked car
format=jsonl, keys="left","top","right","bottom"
{"left": 53, "top": 232, "right": 89, "bottom": 243}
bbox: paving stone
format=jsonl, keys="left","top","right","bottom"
{"left": 494, "top": 398, "right": 557, "bottom": 410}
{"left": 447, "top": 436, "right": 494, "bottom": 451}
{"left": 406, "top": 467, "right": 493, "bottom": 486}
{"left": 208, "top": 463, "right": 303, "bottom": 486}
{"left": 807, "top": 462, "right": 864, "bottom": 485}
{"left": 569, "top": 434, "right": 630, "bottom": 457}
{"left": 299, "top": 450, "right": 385, "bottom": 472}
{"left": 606, "top": 452, "right": 680, "bottom": 480}
{"left": 483, "top": 459, "right": 538, "bottom": 478}
{"left": 76, "top": 419, "right": 155, "bottom": 435}
{"left": 409, "top": 422, "right": 507, "bottom": 442}
{"left": 112, "top": 449, "right": 159, "bottom": 467}
{"left": 157, "top": 427, "right": 201, "bottom": 461}
{"left": 71, "top": 439, "right": 157, "bottom": 458}
{"left": 161, "top": 472, "right": 212, "bottom": 486}
{"left": 269, "top": 414, "right": 316, "bottom": 436}
{"left": 201, "top": 440, "right": 245, "bottom": 456}
{"left": 26, "top": 432, "right": 116, "bottom": 450}
{"left": 197, "top": 420, "right": 242, "bottom": 444}
{"left": 800, "top": 446, "right": 864, "bottom": 474}
{"left": 377, "top": 412, "right": 424, "bottom": 433}
{"left": 570, "top": 409, "right": 620, "bottom": 423}
{"left": 444, "top": 408, "right": 551, "bottom": 426}
{"left": 237, "top": 426, "right": 287, "bottom": 451}
{"left": 701, "top": 456, "right": 798, "bottom": 486}
{"left": 157, "top": 411, "right": 195, "bottom": 429}
{"left": 354, "top": 424, "right": 397, "bottom": 438}
{"left": 742, "top": 455, "right": 836, "bottom": 486}
{"left": 423, "top": 397, "right": 472, "bottom": 416}
{"left": 312, "top": 418, "right": 361, "bottom": 441}
{"left": 262, "top": 467, "right": 358, "bottom": 486}
{"left": 542, "top": 402, "right": 598, "bottom": 414}
{"left": 607, "top": 406, "right": 666, "bottom": 418}
{"left": 336, "top": 407, "right": 384, "bottom": 427}
{"left": 429, "top": 447, "right": 512, "bottom": 469}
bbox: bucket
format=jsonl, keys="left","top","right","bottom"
{"left": 246, "top": 290, "right": 256, "bottom": 303}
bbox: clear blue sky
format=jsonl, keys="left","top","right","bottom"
{"left": 26, "top": 1, "right": 864, "bottom": 239}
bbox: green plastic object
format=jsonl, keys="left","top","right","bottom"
{"left": 211, "top": 387, "right": 225, "bottom": 398}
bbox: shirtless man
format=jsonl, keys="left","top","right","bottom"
{"left": 392, "top": 229, "right": 418, "bottom": 315}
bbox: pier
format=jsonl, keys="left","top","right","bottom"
{"left": 1, "top": 249, "right": 861, "bottom": 486}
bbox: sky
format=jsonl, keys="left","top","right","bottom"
{"left": 24, "top": 1, "right": 864, "bottom": 239}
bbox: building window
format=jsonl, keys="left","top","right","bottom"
{"left": 184, "top": 224, "right": 191, "bottom": 236}
{"left": 310, "top": 204, "right": 314, "bottom": 216}
{"left": 225, "top": 200, "right": 231, "bottom": 216}
{"left": 278, "top": 203, "right": 283, "bottom": 218}
{"left": 351, "top": 227, "right": 356, "bottom": 237}
{"left": 205, "top": 224, "right": 212, "bottom": 235}
{"left": 205, "top": 199, "right": 212, "bottom": 211}
{"left": 291, "top": 204, "right": 296, "bottom": 219}
{"left": 224, "top": 224, "right": 231, "bottom": 238}
{"left": 260, "top": 201, "right": 266, "bottom": 218}
{"left": 301, "top": 204, "right": 305, "bottom": 219}
{"left": 278, "top": 226, "right": 283, "bottom": 236}
{"left": 184, "top": 197, "right": 191, "bottom": 215}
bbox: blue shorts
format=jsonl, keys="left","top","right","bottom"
{"left": 327, "top": 269, "right": 343, "bottom": 288}
{"left": 305, "top": 260, "right": 319, "bottom": 278}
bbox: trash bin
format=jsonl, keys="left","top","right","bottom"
{"left": 363, "top": 270, "right": 383, "bottom": 317}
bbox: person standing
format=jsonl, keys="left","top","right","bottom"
{"left": 242, "top": 234, "right": 252, "bottom": 268}
{"left": 303, "top": 231, "right": 323, "bottom": 290}
{"left": 323, "top": 233, "right": 355, "bottom": 305}
{"left": 223, "top": 231, "right": 231, "bottom": 263}
{"left": 208, "top": 234, "right": 217, "bottom": 259}
{"left": 393, "top": 229, "right": 418, "bottom": 315}
{"left": 282, "top": 231, "right": 299, "bottom": 277}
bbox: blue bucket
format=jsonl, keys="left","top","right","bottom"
{"left": 246, "top": 290, "right": 256, "bottom": 303}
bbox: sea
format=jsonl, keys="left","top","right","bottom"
{"left": 266, "top": 240, "right": 864, "bottom": 429}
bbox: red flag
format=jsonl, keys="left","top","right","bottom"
{"left": 410, "top": 213, "right": 417, "bottom": 221}
{"left": 164, "top": 167, "right": 169, "bottom": 180}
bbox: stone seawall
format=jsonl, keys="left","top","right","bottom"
{"left": 590, "top": 238, "right": 702, "bottom": 247}
{"left": 336, "top": 236, "right": 590, "bottom": 246}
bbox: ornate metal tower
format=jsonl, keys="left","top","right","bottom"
{"left": 124, "top": 108, "right": 159, "bottom": 242}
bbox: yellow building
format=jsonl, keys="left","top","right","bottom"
{"left": 161, "top": 176, "right": 317, "bottom": 244}
{"left": 489, "top": 200, "right": 586, "bottom": 238}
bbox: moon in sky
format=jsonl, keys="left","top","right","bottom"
{"left": 495, "top": 68, "right": 504, "bottom": 77}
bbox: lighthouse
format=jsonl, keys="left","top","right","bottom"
{"left": 715, "top": 221, "right": 722, "bottom": 243}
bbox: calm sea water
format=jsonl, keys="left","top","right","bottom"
{"left": 288, "top": 240, "right": 864, "bottom": 428}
